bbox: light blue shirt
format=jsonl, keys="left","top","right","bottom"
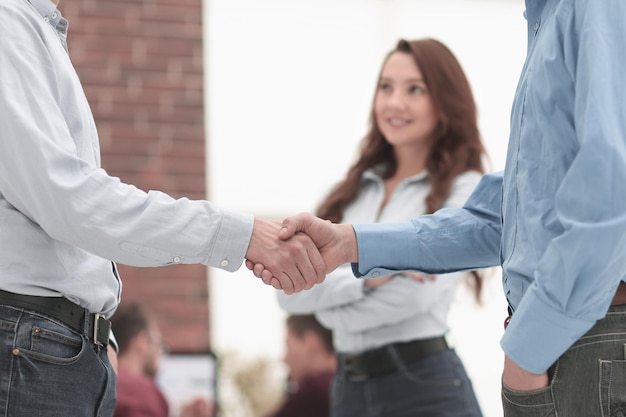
{"left": 0, "top": 0, "right": 254, "bottom": 317}
{"left": 353, "top": 0, "right": 626, "bottom": 374}
{"left": 279, "top": 169, "right": 481, "bottom": 353}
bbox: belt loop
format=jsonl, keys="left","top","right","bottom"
{"left": 386, "top": 344, "right": 406, "bottom": 373}
{"left": 83, "top": 309, "right": 91, "bottom": 336}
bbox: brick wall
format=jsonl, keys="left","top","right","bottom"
{"left": 60, "top": 0, "right": 210, "bottom": 352}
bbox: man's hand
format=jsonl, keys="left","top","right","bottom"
{"left": 245, "top": 218, "right": 326, "bottom": 294}
{"left": 502, "top": 355, "right": 549, "bottom": 391}
{"left": 246, "top": 213, "right": 358, "bottom": 286}
{"left": 279, "top": 213, "right": 358, "bottom": 270}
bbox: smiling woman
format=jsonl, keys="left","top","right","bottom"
{"left": 275, "top": 37, "right": 488, "bottom": 417}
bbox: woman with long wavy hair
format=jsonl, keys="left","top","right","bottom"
{"left": 278, "top": 38, "right": 486, "bottom": 417}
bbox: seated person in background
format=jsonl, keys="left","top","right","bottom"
{"left": 112, "top": 303, "right": 213, "bottom": 417}
{"left": 266, "top": 314, "right": 336, "bottom": 417}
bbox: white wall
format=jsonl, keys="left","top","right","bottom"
{"left": 205, "top": 2, "right": 526, "bottom": 416}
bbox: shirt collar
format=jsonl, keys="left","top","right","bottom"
{"left": 28, "top": 0, "right": 56, "bottom": 21}
{"left": 524, "top": 0, "right": 547, "bottom": 47}
{"left": 362, "top": 165, "right": 428, "bottom": 183}
{"left": 28, "top": 0, "right": 67, "bottom": 34}
{"left": 27, "top": 0, "right": 69, "bottom": 50}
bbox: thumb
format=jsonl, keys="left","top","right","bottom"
{"left": 279, "top": 212, "right": 309, "bottom": 241}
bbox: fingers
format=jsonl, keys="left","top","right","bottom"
{"left": 275, "top": 271, "right": 295, "bottom": 294}
{"left": 404, "top": 271, "right": 436, "bottom": 283}
{"left": 270, "top": 277, "right": 283, "bottom": 291}
{"left": 267, "top": 229, "right": 325, "bottom": 289}
{"left": 260, "top": 268, "right": 274, "bottom": 285}
{"left": 275, "top": 233, "right": 321, "bottom": 292}
{"left": 246, "top": 217, "right": 327, "bottom": 293}
{"left": 301, "top": 232, "right": 327, "bottom": 288}
{"left": 245, "top": 259, "right": 254, "bottom": 271}
{"left": 248, "top": 262, "right": 265, "bottom": 278}
{"left": 363, "top": 274, "right": 394, "bottom": 289}
{"left": 411, "top": 274, "right": 426, "bottom": 283}
{"left": 246, "top": 261, "right": 285, "bottom": 290}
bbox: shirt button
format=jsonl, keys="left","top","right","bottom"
{"left": 221, "top": 259, "right": 229, "bottom": 267}
{"left": 173, "top": 256, "right": 181, "bottom": 263}
{"left": 51, "top": 12, "right": 58, "bottom": 19}
{"left": 372, "top": 271, "right": 380, "bottom": 277}
{"left": 534, "top": 21, "right": 540, "bottom": 32}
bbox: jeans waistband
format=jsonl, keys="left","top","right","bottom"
{"left": 0, "top": 289, "right": 109, "bottom": 346}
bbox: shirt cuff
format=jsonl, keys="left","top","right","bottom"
{"left": 352, "top": 222, "right": 419, "bottom": 278}
{"left": 500, "top": 283, "right": 596, "bottom": 374}
{"left": 206, "top": 209, "right": 254, "bottom": 272}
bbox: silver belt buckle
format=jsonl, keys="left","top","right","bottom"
{"left": 93, "top": 313, "right": 103, "bottom": 346}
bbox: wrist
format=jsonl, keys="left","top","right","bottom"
{"left": 503, "top": 355, "right": 549, "bottom": 390}
{"left": 338, "top": 224, "right": 358, "bottom": 262}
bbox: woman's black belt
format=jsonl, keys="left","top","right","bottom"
{"left": 0, "top": 289, "right": 110, "bottom": 346}
{"left": 337, "top": 336, "right": 449, "bottom": 380}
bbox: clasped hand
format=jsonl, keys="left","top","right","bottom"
{"left": 245, "top": 214, "right": 357, "bottom": 293}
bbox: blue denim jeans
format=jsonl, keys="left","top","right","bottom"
{"left": 331, "top": 348, "right": 483, "bottom": 417}
{"left": 502, "top": 304, "right": 626, "bottom": 417}
{"left": 0, "top": 304, "right": 116, "bottom": 417}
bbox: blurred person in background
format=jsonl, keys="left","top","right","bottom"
{"left": 266, "top": 314, "right": 336, "bottom": 417}
{"left": 111, "top": 303, "right": 213, "bottom": 417}
{"left": 276, "top": 38, "right": 487, "bottom": 417}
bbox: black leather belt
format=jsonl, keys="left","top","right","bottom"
{"left": 0, "top": 289, "right": 110, "bottom": 346}
{"left": 338, "top": 336, "right": 449, "bottom": 381}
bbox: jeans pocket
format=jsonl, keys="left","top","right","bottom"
{"left": 16, "top": 319, "right": 84, "bottom": 365}
{"left": 599, "top": 360, "right": 626, "bottom": 417}
{"left": 501, "top": 381, "right": 555, "bottom": 417}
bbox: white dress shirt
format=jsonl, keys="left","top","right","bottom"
{"left": 0, "top": 0, "right": 254, "bottom": 317}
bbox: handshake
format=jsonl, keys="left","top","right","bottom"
{"left": 244, "top": 213, "right": 359, "bottom": 294}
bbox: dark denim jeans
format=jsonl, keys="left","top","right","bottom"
{"left": 0, "top": 304, "right": 116, "bottom": 417}
{"left": 331, "top": 348, "right": 483, "bottom": 417}
{"left": 502, "top": 304, "right": 626, "bottom": 417}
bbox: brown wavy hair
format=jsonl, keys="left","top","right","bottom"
{"left": 316, "top": 38, "right": 488, "bottom": 301}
